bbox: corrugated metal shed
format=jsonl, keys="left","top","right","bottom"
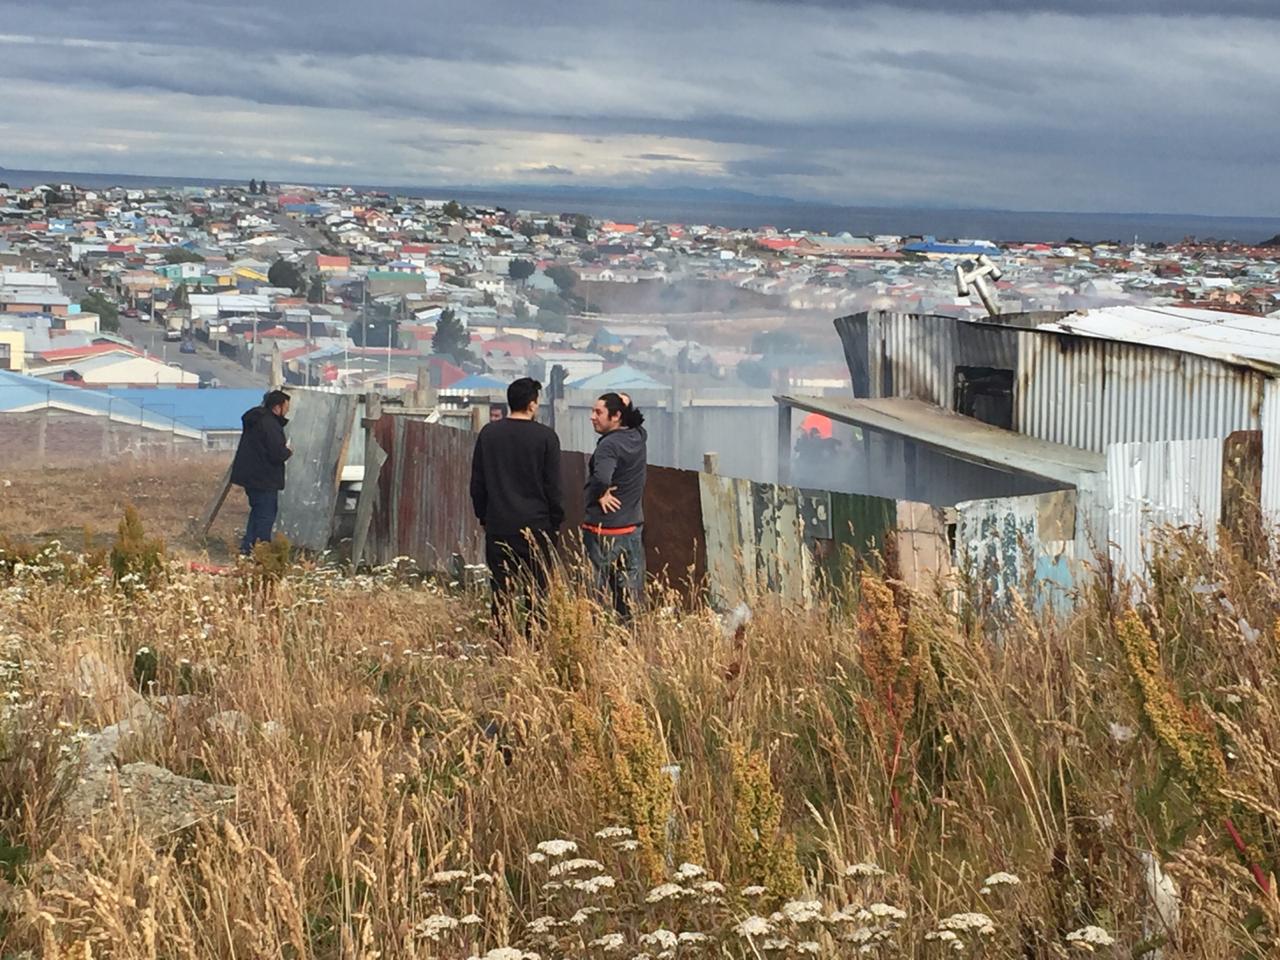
{"left": 1016, "top": 330, "right": 1264, "bottom": 452}
{"left": 835, "top": 310, "right": 1268, "bottom": 456}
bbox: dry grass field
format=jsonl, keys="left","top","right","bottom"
{"left": 0, "top": 465, "right": 1279, "bottom": 958}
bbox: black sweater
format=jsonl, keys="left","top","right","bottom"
{"left": 470, "top": 418, "right": 565, "bottom": 537}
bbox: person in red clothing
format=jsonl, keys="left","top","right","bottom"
{"left": 469, "top": 377, "right": 564, "bottom": 634}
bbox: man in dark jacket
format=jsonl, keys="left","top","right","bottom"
{"left": 470, "top": 377, "right": 564, "bottom": 633}
{"left": 583, "top": 391, "right": 647, "bottom": 619}
{"left": 230, "top": 389, "right": 292, "bottom": 554}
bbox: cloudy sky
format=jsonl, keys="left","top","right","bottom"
{"left": 1, "top": 0, "right": 1277, "bottom": 214}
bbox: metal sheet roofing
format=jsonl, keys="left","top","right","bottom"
{"left": 106, "top": 388, "right": 263, "bottom": 431}
{"left": 777, "top": 394, "right": 1105, "bottom": 486}
{"left": 0, "top": 370, "right": 204, "bottom": 439}
{"left": 1035, "top": 305, "right": 1280, "bottom": 373}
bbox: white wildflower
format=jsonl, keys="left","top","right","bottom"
{"left": 982, "top": 871, "right": 1020, "bottom": 888}
{"left": 481, "top": 949, "right": 524, "bottom": 960}
{"left": 572, "top": 907, "right": 601, "bottom": 925}
{"left": 646, "top": 883, "right": 686, "bottom": 903}
{"left": 734, "top": 916, "right": 773, "bottom": 938}
{"left": 590, "top": 933, "right": 626, "bottom": 951}
{"left": 416, "top": 915, "right": 458, "bottom": 939}
{"left": 639, "top": 929, "right": 679, "bottom": 951}
{"left": 527, "top": 916, "right": 559, "bottom": 935}
{"left": 461, "top": 914, "right": 483, "bottom": 926}
{"left": 568, "top": 875, "right": 616, "bottom": 894}
{"left": 472, "top": 872, "right": 494, "bottom": 884}
{"left": 527, "top": 852, "right": 547, "bottom": 864}
{"left": 796, "top": 942, "right": 820, "bottom": 955}
{"left": 938, "top": 913, "right": 995, "bottom": 936}
{"left": 698, "top": 880, "right": 726, "bottom": 895}
{"left": 866, "top": 903, "right": 907, "bottom": 922}
{"left": 925, "top": 930, "right": 959, "bottom": 942}
{"left": 845, "top": 862, "right": 886, "bottom": 879}
{"left": 431, "top": 869, "right": 470, "bottom": 885}
{"left": 781, "top": 900, "right": 824, "bottom": 924}
{"left": 614, "top": 839, "right": 640, "bottom": 852}
{"left": 741, "top": 885, "right": 767, "bottom": 897}
{"left": 760, "top": 938, "right": 792, "bottom": 951}
{"left": 536, "top": 839, "right": 578, "bottom": 858}
{"left": 675, "top": 862, "right": 706, "bottom": 880}
{"left": 1065, "top": 925, "right": 1115, "bottom": 949}
{"left": 595, "top": 826, "right": 633, "bottom": 840}
{"left": 550, "top": 858, "right": 605, "bottom": 877}
{"left": 678, "top": 932, "right": 709, "bottom": 944}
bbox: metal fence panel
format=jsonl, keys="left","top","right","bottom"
{"left": 276, "top": 390, "right": 358, "bottom": 551}
{"left": 1105, "top": 437, "right": 1223, "bottom": 577}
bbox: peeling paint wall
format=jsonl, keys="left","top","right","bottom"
{"left": 955, "top": 490, "right": 1079, "bottom": 610}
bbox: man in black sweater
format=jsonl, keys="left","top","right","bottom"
{"left": 469, "top": 377, "right": 564, "bottom": 633}
{"left": 230, "top": 389, "right": 292, "bottom": 554}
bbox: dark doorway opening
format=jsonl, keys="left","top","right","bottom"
{"left": 954, "top": 366, "right": 1015, "bottom": 430}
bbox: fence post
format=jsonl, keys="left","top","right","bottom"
{"left": 703, "top": 451, "right": 719, "bottom": 475}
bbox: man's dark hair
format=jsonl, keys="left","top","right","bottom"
{"left": 263, "top": 389, "right": 291, "bottom": 411}
{"left": 508, "top": 377, "right": 541, "bottom": 412}
{"left": 599, "top": 392, "right": 645, "bottom": 429}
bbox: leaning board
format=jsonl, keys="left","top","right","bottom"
{"left": 276, "top": 391, "right": 359, "bottom": 551}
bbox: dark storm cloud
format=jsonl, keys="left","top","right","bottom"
{"left": 742, "top": 0, "right": 1280, "bottom": 16}
{"left": 0, "top": 0, "right": 1277, "bottom": 214}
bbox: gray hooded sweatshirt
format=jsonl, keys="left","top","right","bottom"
{"left": 584, "top": 426, "right": 647, "bottom": 527}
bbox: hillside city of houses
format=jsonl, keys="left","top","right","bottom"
{"left": 2, "top": 178, "right": 1280, "bottom": 405}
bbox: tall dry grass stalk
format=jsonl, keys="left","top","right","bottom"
{"left": 1, "top": 514, "right": 1279, "bottom": 957}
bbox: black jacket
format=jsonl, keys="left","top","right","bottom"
{"left": 231, "top": 406, "right": 291, "bottom": 491}
{"left": 470, "top": 417, "right": 564, "bottom": 537}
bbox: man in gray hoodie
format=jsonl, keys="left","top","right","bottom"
{"left": 583, "top": 391, "right": 647, "bottom": 619}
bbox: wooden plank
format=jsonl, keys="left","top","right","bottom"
{"left": 351, "top": 440, "right": 387, "bottom": 567}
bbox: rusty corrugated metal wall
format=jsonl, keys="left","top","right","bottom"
{"left": 373, "top": 415, "right": 486, "bottom": 568}
{"left": 372, "top": 417, "right": 709, "bottom": 596}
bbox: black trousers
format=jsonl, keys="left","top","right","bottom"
{"left": 485, "top": 530, "right": 556, "bottom": 635}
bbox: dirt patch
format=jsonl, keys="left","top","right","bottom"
{"left": 0, "top": 455, "right": 243, "bottom": 559}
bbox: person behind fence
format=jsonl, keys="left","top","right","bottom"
{"left": 230, "top": 389, "right": 292, "bottom": 555}
{"left": 583, "top": 391, "right": 647, "bottom": 619}
{"left": 469, "top": 377, "right": 564, "bottom": 632}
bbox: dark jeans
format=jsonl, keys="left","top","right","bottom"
{"left": 486, "top": 530, "right": 556, "bottom": 636}
{"left": 583, "top": 528, "right": 645, "bottom": 620}
{"left": 240, "top": 488, "right": 279, "bottom": 555}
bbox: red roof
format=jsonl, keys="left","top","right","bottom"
{"left": 481, "top": 337, "right": 537, "bottom": 358}
{"left": 107, "top": 244, "right": 135, "bottom": 253}
{"left": 248, "top": 326, "right": 301, "bottom": 341}
{"left": 400, "top": 244, "right": 434, "bottom": 255}
{"left": 315, "top": 255, "right": 350, "bottom": 268}
{"left": 38, "top": 342, "right": 140, "bottom": 362}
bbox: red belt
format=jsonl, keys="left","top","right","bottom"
{"left": 582, "top": 523, "right": 638, "bottom": 536}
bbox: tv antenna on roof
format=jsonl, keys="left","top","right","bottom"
{"left": 954, "top": 254, "right": 1002, "bottom": 317}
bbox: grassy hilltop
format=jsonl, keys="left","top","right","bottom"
{"left": 0, "top": 462, "right": 1278, "bottom": 958}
